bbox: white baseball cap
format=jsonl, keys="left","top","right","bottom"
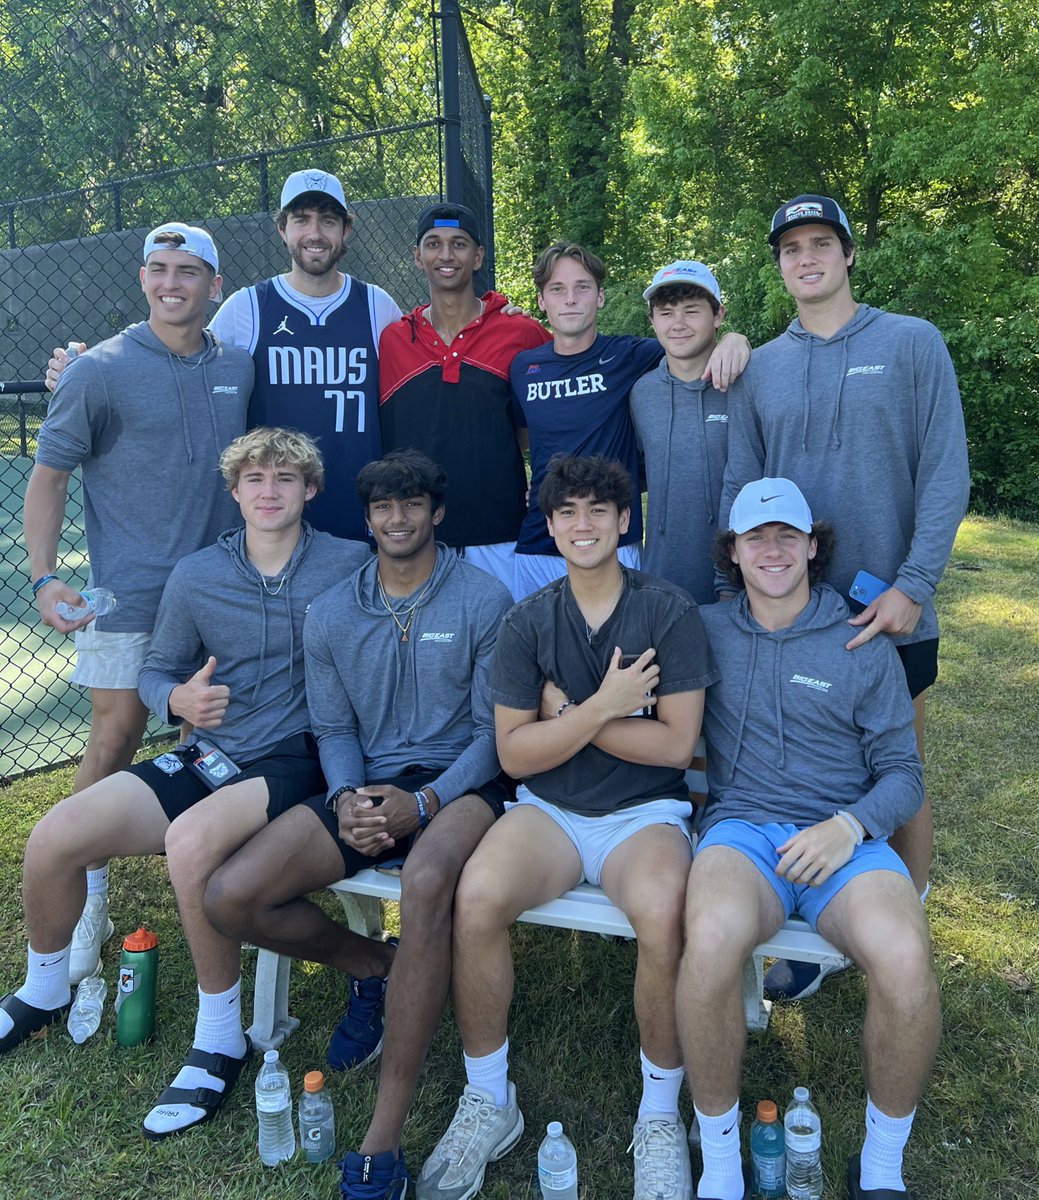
{"left": 143, "top": 222, "right": 219, "bottom": 274}
{"left": 643, "top": 259, "right": 721, "bottom": 305}
{"left": 729, "top": 478, "right": 814, "bottom": 534}
{"left": 280, "top": 169, "right": 351, "bottom": 217}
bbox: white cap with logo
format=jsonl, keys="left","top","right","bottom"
{"left": 728, "top": 478, "right": 814, "bottom": 534}
{"left": 280, "top": 169, "right": 351, "bottom": 216}
{"left": 643, "top": 259, "right": 721, "bottom": 304}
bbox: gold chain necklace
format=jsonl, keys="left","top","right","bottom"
{"left": 377, "top": 573, "right": 434, "bottom": 642}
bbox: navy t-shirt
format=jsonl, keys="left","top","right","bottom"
{"left": 509, "top": 334, "right": 663, "bottom": 555}
{"left": 489, "top": 568, "right": 718, "bottom": 813}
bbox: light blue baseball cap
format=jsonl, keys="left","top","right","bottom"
{"left": 280, "top": 169, "right": 351, "bottom": 217}
{"left": 143, "top": 222, "right": 220, "bottom": 274}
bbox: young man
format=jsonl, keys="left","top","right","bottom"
{"left": 3, "top": 429, "right": 367, "bottom": 1142}
{"left": 378, "top": 203, "right": 551, "bottom": 594}
{"left": 48, "top": 171, "right": 399, "bottom": 540}
{"left": 201, "top": 449, "right": 513, "bottom": 1200}
{"left": 24, "top": 223, "right": 253, "bottom": 981}
{"left": 721, "top": 193, "right": 970, "bottom": 997}
{"left": 629, "top": 260, "right": 731, "bottom": 605}
{"left": 419, "top": 454, "right": 717, "bottom": 1200}
{"left": 510, "top": 242, "right": 749, "bottom": 599}
{"left": 209, "top": 169, "right": 402, "bottom": 540}
{"left": 678, "top": 478, "right": 939, "bottom": 1200}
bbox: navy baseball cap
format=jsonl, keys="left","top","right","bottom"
{"left": 415, "top": 203, "right": 483, "bottom": 246}
{"left": 768, "top": 194, "right": 853, "bottom": 246}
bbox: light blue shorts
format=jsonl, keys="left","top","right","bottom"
{"left": 695, "top": 819, "right": 911, "bottom": 929}
{"left": 511, "top": 784, "right": 692, "bottom": 886}
{"left": 513, "top": 543, "right": 641, "bottom": 600}
{"left": 457, "top": 541, "right": 519, "bottom": 600}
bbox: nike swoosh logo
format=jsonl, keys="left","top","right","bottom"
{"left": 723, "top": 1121, "right": 738, "bottom": 1136}
{"left": 39, "top": 956, "right": 67, "bottom": 967}
{"left": 760, "top": 494, "right": 783, "bottom": 503}
{"left": 599, "top": 354, "right": 616, "bottom": 364}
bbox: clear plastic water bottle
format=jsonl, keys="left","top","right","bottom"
{"left": 297, "top": 1069, "right": 335, "bottom": 1162}
{"left": 538, "top": 1121, "right": 578, "bottom": 1200}
{"left": 255, "top": 1049, "right": 296, "bottom": 1165}
{"left": 55, "top": 587, "right": 118, "bottom": 621}
{"left": 784, "top": 1085, "right": 823, "bottom": 1200}
{"left": 67, "top": 973, "right": 107, "bottom": 1044}
{"left": 751, "top": 1099, "right": 786, "bottom": 1198}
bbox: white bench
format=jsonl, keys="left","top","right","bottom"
{"left": 247, "top": 871, "right": 851, "bottom": 1051}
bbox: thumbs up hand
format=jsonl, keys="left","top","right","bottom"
{"left": 169, "top": 656, "right": 231, "bottom": 728}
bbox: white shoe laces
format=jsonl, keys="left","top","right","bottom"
{"left": 629, "top": 1118, "right": 688, "bottom": 1198}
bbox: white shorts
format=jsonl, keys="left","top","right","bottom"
{"left": 457, "top": 541, "right": 519, "bottom": 600}
{"left": 513, "top": 543, "right": 642, "bottom": 600}
{"left": 71, "top": 626, "right": 152, "bottom": 690}
{"left": 510, "top": 784, "right": 693, "bottom": 887}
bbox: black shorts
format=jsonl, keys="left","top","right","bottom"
{"left": 896, "top": 638, "right": 939, "bottom": 700}
{"left": 129, "top": 732, "right": 325, "bottom": 824}
{"left": 306, "top": 765, "right": 511, "bottom": 876}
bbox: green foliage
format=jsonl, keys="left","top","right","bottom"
{"left": 468, "top": 0, "right": 1039, "bottom": 515}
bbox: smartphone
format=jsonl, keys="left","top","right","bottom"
{"left": 183, "top": 737, "right": 242, "bottom": 791}
{"left": 849, "top": 570, "right": 890, "bottom": 607}
{"left": 620, "top": 652, "right": 654, "bottom": 718}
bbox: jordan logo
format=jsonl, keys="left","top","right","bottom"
{"left": 274, "top": 316, "right": 294, "bottom": 336}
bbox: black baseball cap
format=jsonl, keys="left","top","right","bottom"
{"left": 415, "top": 203, "right": 483, "bottom": 246}
{"left": 768, "top": 194, "right": 853, "bottom": 246}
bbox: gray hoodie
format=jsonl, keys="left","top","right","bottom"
{"left": 138, "top": 524, "right": 368, "bottom": 762}
{"left": 698, "top": 585, "right": 923, "bottom": 839}
{"left": 34, "top": 322, "right": 253, "bottom": 632}
{"left": 629, "top": 360, "right": 729, "bottom": 604}
{"left": 720, "top": 305, "right": 969, "bottom": 642}
{"left": 304, "top": 546, "right": 513, "bottom": 803}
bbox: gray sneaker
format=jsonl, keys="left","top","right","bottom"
{"left": 69, "top": 894, "right": 114, "bottom": 986}
{"left": 630, "top": 1115, "right": 693, "bottom": 1200}
{"left": 416, "top": 1082, "right": 524, "bottom": 1200}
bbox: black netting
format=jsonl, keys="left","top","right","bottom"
{"left": 0, "top": 0, "right": 493, "bottom": 778}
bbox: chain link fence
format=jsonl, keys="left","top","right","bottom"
{"left": 1, "top": 0, "right": 493, "bottom": 779}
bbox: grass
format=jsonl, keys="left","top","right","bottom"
{"left": 1, "top": 514, "right": 1037, "bottom": 1199}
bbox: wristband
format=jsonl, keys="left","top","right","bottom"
{"left": 31, "top": 573, "right": 59, "bottom": 596}
{"left": 327, "top": 785, "right": 356, "bottom": 813}
{"left": 414, "top": 790, "right": 430, "bottom": 829}
{"left": 556, "top": 699, "right": 575, "bottom": 718}
{"left": 835, "top": 810, "right": 864, "bottom": 846}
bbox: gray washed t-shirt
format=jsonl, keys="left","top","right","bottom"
{"left": 490, "top": 568, "right": 718, "bottom": 813}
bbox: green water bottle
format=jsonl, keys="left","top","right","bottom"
{"left": 116, "top": 928, "right": 159, "bottom": 1046}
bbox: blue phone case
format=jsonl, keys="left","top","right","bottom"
{"left": 849, "top": 570, "right": 890, "bottom": 606}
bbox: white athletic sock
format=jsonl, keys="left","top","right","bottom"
{"left": 464, "top": 1039, "right": 510, "bottom": 1107}
{"left": 19, "top": 943, "right": 73, "bottom": 1012}
{"left": 85, "top": 866, "right": 109, "bottom": 898}
{"left": 192, "top": 980, "right": 247, "bottom": 1059}
{"left": 141, "top": 982, "right": 247, "bottom": 1137}
{"left": 0, "top": 944, "right": 72, "bottom": 1038}
{"left": 695, "top": 1102, "right": 744, "bottom": 1200}
{"left": 860, "top": 1096, "right": 915, "bottom": 1192}
{"left": 638, "top": 1050, "right": 684, "bottom": 1122}
{"left": 919, "top": 881, "right": 930, "bottom": 904}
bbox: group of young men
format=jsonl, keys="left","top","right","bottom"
{"left": 3, "top": 171, "right": 970, "bottom": 1200}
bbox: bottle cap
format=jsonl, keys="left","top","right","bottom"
{"left": 793, "top": 1085, "right": 810, "bottom": 1102}
{"left": 264, "top": 1049, "right": 279, "bottom": 1063}
{"left": 122, "top": 927, "right": 158, "bottom": 951}
{"left": 547, "top": 1121, "right": 563, "bottom": 1138}
{"left": 757, "top": 1100, "right": 778, "bottom": 1122}
{"left": 304, "top": 1070, "right": 325, "bottom": 1092}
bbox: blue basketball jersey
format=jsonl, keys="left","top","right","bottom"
{"left": 510, "top": 333, "right": 663, "bottom": 555}
{"left": 248, "top": 275, "right": 382, "bottom": 540}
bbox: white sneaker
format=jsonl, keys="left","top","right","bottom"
{"left": 69, "top": 894, "right": 114, "bottom": 985}
{"left": 630, "top": 1115, "right": 693, "bottom": 1200}
{"left": 416, "top": 1082, "right": 524, "bottom": 1200}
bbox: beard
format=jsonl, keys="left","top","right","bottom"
{"left": 288, "top": 238, "right": 344, "bottom": 277}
